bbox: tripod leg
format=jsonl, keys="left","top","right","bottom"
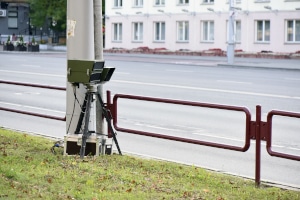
{"left": 96, "top": 93, "right": 122, "bottom": 155}
{"left": 75, "top": 92, "right": 89, "bottom": 134}
{"left": 80, "top": 93, "right": 92, "bottom": 158}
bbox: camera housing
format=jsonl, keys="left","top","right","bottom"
{"left": 67, "top": 60, "right": 115, "bottom": 84}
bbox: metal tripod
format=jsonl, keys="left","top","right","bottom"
{"left": 75, "top": 85, "right": 122, "bottom": 158}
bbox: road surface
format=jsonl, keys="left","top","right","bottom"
{"left": 0, "top": 52, "right": 299, "bottom": 188}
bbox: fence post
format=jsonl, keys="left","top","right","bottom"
{"left": 106, "top": 90, "right": 112, "bottom": 139}
{"left": 255, "top": 105, "right": 262, "bottom": 187}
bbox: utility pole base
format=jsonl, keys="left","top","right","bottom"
{"left": 63, "top": 135, "right": 113, "bottom": 156}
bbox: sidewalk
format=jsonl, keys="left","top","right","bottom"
{"left": 104, "top": 52, "right": 300, "bottom": 71}
{"left": 219, "top": 58, "right": 300, "bottom": 70}
{"left": 1, "top": 45, "right": 300, "bottom": 70}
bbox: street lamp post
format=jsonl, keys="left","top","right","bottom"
{"left": 227, "top": 0, "right": 235, "bottom": 65}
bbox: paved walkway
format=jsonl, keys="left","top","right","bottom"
{"left": 1, "top": 45, "right": 299, "bottom": 70}
{"left": 105, "top": 53, "right": 300, "bottom": 71}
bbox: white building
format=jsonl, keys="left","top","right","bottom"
{"left": 104, "top": 0, "right": 300, "bottom": 53}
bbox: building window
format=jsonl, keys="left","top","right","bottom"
{"left": 154, "top": 22, "right": 165, "bottom": 41}
{"left": 134, "top": 0, "right": 143, "bottom": 7}
{"left": 256, "top": 20, "right": 270, "bottom": 42}
{"left": 177, "top": 21, "right": 189, "bottom": 41}
{"left": 133, "top": 22, "right": 143, "bottom": 41}
{"left": 178, "top": 0, "right": 189, "bottom": 4}
{"left": 202, "top": 21, "right": 214, "bottom": 42}
{"left": 8, "top": 8, "right": 18, "bottom": 29}
{"left": 286, "top": 20, "right": 300, "bottom": 43}
{"left": 227, "top": 20, "right": 241, "bottom": 43}
{"left": 154, "top": 0, "right": 165, "bottom": 5}
{"left": 113, "top": 23, "right": 122, "bottom": 41}
{"left": 114, "top": 0, "right": 123, "bottom": 7}
{"left": 203, "top": 0, "right": 214, "bottom": 3}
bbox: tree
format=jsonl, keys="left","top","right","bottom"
{"left": 28, "top": 0, "right": 105, "bottom": 34}
{"left": 28, "top": 0, "right": 67, "bottom": 32}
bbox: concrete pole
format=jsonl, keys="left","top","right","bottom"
{"left": 227, "top": 0, "right": 235, "bottom": 65}
{"left": 66, "top": 0, "right": 94, "bottom": 135}
{"left": 94, "top": 0, "right": 103, "bottom": 60}
{"left": 94, "top": 0, "right": 105, "bottom": 136}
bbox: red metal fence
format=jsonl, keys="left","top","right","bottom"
{"left": 106, "top": 90, "right": 300, "bottom": 187}
{"left": 267, "top": 110, "right": 300, "bottom": 161}
{"left": 0, "top": 80, "right": 66, "bottom": 121}
{"left": 1, "top": 80, "right": 299, "bottom": 187}
{"left": 109, "top": 92, "right": 252, "bottom": 152}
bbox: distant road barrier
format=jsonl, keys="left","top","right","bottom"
{"left": 0, "top": 80, "right": 66, "bottom": 121}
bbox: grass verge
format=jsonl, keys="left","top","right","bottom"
{"left": 0, "top": 128, "right": 299, "bottom": 200}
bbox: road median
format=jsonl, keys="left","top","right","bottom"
{"left": 1, "top": 128, "right": 299, "bottom": 199}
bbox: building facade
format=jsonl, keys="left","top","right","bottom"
{"left": 104, "top": 0, "right": 300, "bottom": 53}
{"left": 0, "top": 1, "right": 54, "bottom": 44}
{"left": 0, "top": 1, "right": 30, "bottom": 40}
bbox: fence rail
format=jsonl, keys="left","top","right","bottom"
{"left": 0, "top": 80, "right": 66, "bottom": 121}
{"left": 0, "top": 80, "right": 299, "bottom": 187}
{"left": 267, "top": 110, "right": 300, "bottom": 161}
{"left": 106, "top": 90, "right": 300, "bottom": 187}
{"left": 110, "top": 92, "right": 252, "bottom": 152}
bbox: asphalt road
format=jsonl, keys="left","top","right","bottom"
{"left": 0, "top": 52, "right": 299, "bottom": 188}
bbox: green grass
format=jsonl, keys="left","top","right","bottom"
{"left": 0, "top": 128, "right": 299, "bottom": 200}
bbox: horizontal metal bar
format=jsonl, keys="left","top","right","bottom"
{"left": 268, "top": 110, "right": 300, "bottom": 119}
{"left": 0, "top": 107, "right": 66, "bottom": 121}
{"left": 113, "top": 93, "right": 251, "bottom": 112}
{"left": 0, "top": 80, "right": 66, "bottom": 121}
{"left": 0, "top": 80, "right": 66, "bottom": 91}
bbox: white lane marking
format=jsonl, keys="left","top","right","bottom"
{"left": 193, "top": 132, "right": 300, "bottom": 151}
{"left": 21, "top": 64, "right": 40, "bottom": 68}
{"left": 289, "top": 147, "right": 300, "bottom": 151}
{"left": 14, "top": 92, "right": 41, "bottom": 95}
{"left": 192, "top": 132, "right": 244, "bottom": 142}
{"left": 112, "top": 80, "right": 300, "bottom": 100}
{"left": 0, "top": 70, "right": 130, "bottom": 77}
{"left": 217, "top": 80, "right": 252, "bottom": 85}
{"left": 115, "top": 72, "right": 130, "bottom": 75}
{"left": 173, "top": 61, "right": 192, "bottom": 65}
{"left": 145, "top": 125, "right": 179, "bottom": 132}
{"left": 0, "top": 101, "right": 64, "bottom": 114}
{"left": 0, "top": 101, "right": 20, "bottom": 106}
{"left": 12, "top": 59, "right": 27, "bottom": 61}
{"left": 23, "top": 105, "right": 65, "bottom": 114}
{"left": 284, "top": 78, "right": 300, "bottom": 81}
{"left": 0, "top": 70, "right": 65, "bottom": 77}
{"left": 166, "top": 69, "right": 193, "bottom": 73}
{"left": 135, "top": 123, "right": 180, "bottom": 132}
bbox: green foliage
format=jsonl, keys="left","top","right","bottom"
{"left": 0, "top": 128, "right": 299, "bottom": 199}
{"left": 28, "top": 0, "right": 106, "bottom": 33}
{"left": 28, "top": 0, "right": 67, "bottom": 32}
{"left": 6, "top": 36, "right": 10, "bottom": 45}
{"left": 31, "top": 37, "right": 37, "bottom": 45}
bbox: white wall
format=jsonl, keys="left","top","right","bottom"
{"left": 105, "top": 0, "right": 300, "bottom": 53}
